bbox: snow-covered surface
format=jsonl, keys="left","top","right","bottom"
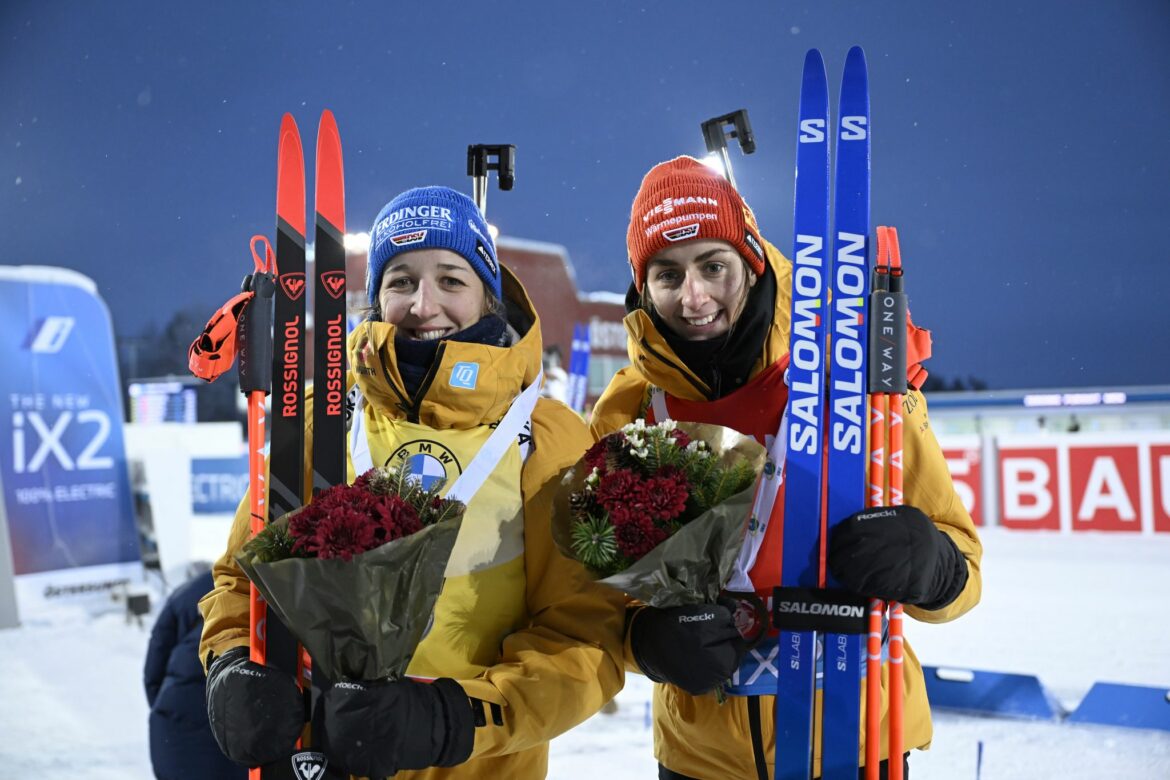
{"left": 1, "top": 528, "right": 1167, "bottom": 778}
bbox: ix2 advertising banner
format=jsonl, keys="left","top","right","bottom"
{"left": 0, "top": 266, "right": 142, "bottom": 618}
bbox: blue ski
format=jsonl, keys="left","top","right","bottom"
{"left": 822, "top": 45, "right": 871, "bottom": 780}
{"left": 775, "top": 48, "right": 831, "bottom": 780}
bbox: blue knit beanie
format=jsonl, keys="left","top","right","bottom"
{"left": 366, "top": 186, "right": 501, "bottom": 306}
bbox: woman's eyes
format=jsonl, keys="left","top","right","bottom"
{"left": 655, "top": 263, "right": 724, "bottom": 283}
{"left": 384, "top": 276, "right": 466, "bottom": 291}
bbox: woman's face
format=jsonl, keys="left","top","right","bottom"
{"left": 377, "top": 249, "right": 486, "bottom": 340}
{"left": 643, "top": 239, "right": 755, "bottom": 341}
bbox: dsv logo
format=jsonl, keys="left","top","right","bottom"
{"left": 11, "top": 410, "right": 113, "bottom": 472}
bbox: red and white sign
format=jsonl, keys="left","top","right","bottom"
{"left": 938, "top": 433, "right": 1170, "bottom": 533}
{"left": 940, "top": 435, "right": 983, "bottom": 527}
{"left": 991, "top": 434, "right": 1170, "bottom": 533}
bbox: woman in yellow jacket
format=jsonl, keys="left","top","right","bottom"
{"left": 199, "top": 186, "right": 626, "bottom": 779}
{"left": 590, "top": 157, "right": 983, "bottom": 779}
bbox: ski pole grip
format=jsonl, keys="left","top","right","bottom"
{"left": 238, "top": 271, "right": 275, "bottom": 395}
{"left": 868, "top": 290, "right": 908, "bottom": 394}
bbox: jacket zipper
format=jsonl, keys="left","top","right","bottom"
{"left": 407, "top": 342, "right": 447, "bottom": 423}
{"left": 639, "top": 337, "right": 713, "bottom": 401}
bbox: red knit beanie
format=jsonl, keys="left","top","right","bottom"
{"left": 626, "top": 156, "right": 766, "bottom": 292}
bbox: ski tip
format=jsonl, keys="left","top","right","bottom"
{"left": 314, "top": 112, "right": 345, "bottom": 233}
{"left": 803, "top": 48, "right": 826, "bottom": 68}
{"left": 845, "top": 46, "right": 868, "bottom": 73}
{"left": 802, "top": 49, "right": 828, "bottom": 86}
{"left": 277, "top": 116, "right": 307, "bottom": 238}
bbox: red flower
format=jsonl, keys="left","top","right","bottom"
{"left": 669, "top": 428, "right": 692, "bottom": 449}
{"left": 611, "top": 509, "right": 668, "bottom": 560}
{"left": 371, "top": 494, "right": 423, "bottom": 541}
{"left": 583, "top": 438, "right": 610, "bottom": 472}
{"left": 595, "top": 469, "right": 644, "bottom": 511}
{"left": 304, "top": 506, "right": 379, "bottom": 561}
{"left": 642, "top": 469, "right": 689, "bottom": 522}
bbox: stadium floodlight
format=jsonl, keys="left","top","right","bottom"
{"left": 344, "top": 231, "right": 370, "bottom": 254}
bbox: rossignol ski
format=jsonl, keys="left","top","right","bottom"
{"left": 258, "top": 113, "right": 310, "bottom": 780}
{"left": 304, "top": 109, "right": 348, "bottom": 780}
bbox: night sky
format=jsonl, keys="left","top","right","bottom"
{"left": 3, "top": 1, "right": 1168, "bottom": 390}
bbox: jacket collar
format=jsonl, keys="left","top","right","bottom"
{"left": 348, "top": 266, "right": 543, "bottom": 428}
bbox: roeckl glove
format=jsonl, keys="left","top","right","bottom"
{"left": 321, "top": 677, "right": 475, "bottom": 778}
{"left": 205, "top": 646, "right": 305, "bottom": 766}
{"left": 828, "top": 504, "right": 969, "bottom": 610}
{"left": 629, "top": 602, "right": 748, "bottom": 695}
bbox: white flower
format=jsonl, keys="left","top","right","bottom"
{"left": 622, "top": 419, "right": 648, "bottom": 434}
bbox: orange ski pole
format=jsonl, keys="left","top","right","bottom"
{"left": 885, "top": 228, "right": 907, "bottom": 780}
{"left": 864, "top": 226, "right": 891, "bottom": 779}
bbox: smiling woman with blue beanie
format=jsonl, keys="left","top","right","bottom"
{"left": 199, "top": 184, "right": 626, "bottom": 779}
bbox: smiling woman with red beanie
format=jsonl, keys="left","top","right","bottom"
{"left": 590, "top": 156, "right": 983, "bottom": 780}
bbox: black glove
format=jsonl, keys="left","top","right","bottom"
{"left": 629, "top": 602, "right": 747, "bottom": 695}
{"left": 205, "top": 646, "right": 305, "bottom": 766}
{"left": 828, "top": 504, "right": 968, "bottom": 610}
{"left": 321, "top": 677, "right": 475, "bottom": 778}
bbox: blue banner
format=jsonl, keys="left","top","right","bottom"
{"left": 191, "top": 455, "right": 249, "bottom": 514}
{"left": 0, "top": 267, "right": 140, "bottom": 584}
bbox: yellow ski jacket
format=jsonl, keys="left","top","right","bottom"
{"left": 200, "top": 268, "right": 626, "bottom": 779}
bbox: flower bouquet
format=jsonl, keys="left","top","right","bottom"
{"left": 235, "top": 461, "right": 465, "bottom": 681}
{"left": 551, "top": 419, "right": 766, "bottom": 608}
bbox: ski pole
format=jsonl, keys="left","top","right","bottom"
{"left": 884, "top": 227, "right": 907, "bottom": 780}
{"left": 865, "top": 226, "right": 891, "bottom": 779}
{"left": 238, "top": 238, "right": 277, "bottom": 679}
{"left": 467, "top": 143, "right": 515, "bottom": 217}
{"left": 865, "top": 225, "right": 909, "bottom": 779}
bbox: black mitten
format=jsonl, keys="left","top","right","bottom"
{"left": 321, "top": 677, "right": 475, "bottom": 778}
{"left": 205, "top": 646, "right": 305, "bottom": 766}
{"left": 629, "top": 602, "right": 747, "bottom": 695}
{"left": 828, "top": 504, "right": 968, "bottom": 610}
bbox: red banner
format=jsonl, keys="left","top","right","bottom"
{"left": 938, "top": 434, "right": 1170, "bottom": 533}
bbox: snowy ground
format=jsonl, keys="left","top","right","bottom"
{"left": 1, "top": 528, "right": 1167, "bottom": 779}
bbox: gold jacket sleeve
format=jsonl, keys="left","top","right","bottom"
{"left": 899, "top": 388, "right": 983, "bottom": 623}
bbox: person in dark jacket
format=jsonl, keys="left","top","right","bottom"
{"left": 144, "top": 569, "right": 246, "bottom": 780}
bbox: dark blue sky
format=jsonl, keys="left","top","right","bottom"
{"left": 3, "top": 1, "right": 1168, "bottom": 390}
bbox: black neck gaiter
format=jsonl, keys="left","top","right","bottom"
{"left": 394, "top": 314, "right": 509, "bottom": 399}
{"left": 640, "top": 263, "right": 777, "bottom": 400}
